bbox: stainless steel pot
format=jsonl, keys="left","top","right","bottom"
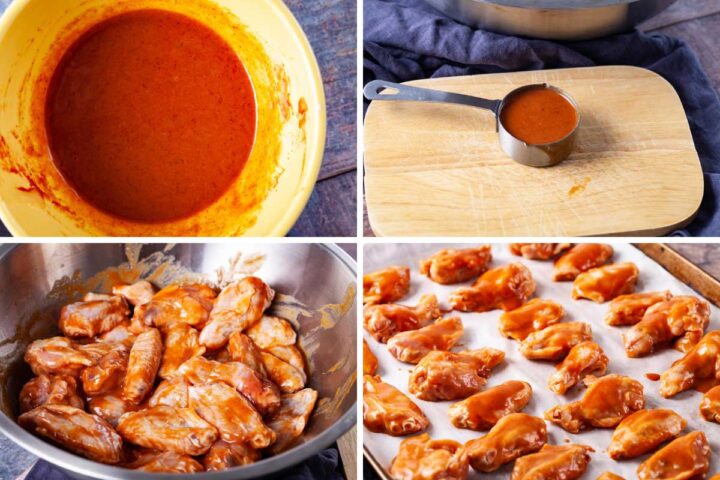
{"left": 0, "top": 243, "right": 357, "bottom": 479}
{"left": 424, "top": 0, "right": 678, "bottom": 40}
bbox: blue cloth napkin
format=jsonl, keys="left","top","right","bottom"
{"left": 26, "top": 447, "right": 345, "bottom": 479}
{"left": 364, "top": 0, "right": 720, "bottom": 236}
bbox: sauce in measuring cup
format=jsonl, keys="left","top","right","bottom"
{"left": 500, "top": 87, "right": 578, "bottom": 145}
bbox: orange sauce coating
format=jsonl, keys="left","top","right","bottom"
{"left": 500, "top": 87, "right": 578, "bottom": 145}
{"left": 45, "top": 9, "right": 257, "bottom": 223}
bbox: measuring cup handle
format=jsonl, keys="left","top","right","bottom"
{"left": 364, "top": 80, "right": 501, "bottom": 114}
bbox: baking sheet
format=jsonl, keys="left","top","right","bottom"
{"left": 363, "top": 243, "right": 720, "bottom": 479}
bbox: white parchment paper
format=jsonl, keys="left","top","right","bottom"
{"left": 363, "top": 243, "right": 720, "bottom": 479}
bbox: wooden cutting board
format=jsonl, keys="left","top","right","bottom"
{"left": 364, "top": 66, "right": 703, "bottom": 237}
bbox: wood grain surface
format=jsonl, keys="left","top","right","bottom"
{"left": 365, "top": 66, "right": 702, "bottom": 237}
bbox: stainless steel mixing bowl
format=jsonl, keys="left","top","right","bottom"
{"left": 0, "top": 243, "right": 357, "bottom": 479}
{"left": 424, "top": 0, "right": 678, "bottom": 40}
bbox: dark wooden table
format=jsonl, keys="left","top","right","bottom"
{"left": 363, "top": 0, "right": 720, "bottom": 236}
{"left": 0, "top": 0, "right": 357, "bottom": 238}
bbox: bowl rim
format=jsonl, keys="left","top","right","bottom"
{"left": 0, "top": 0, "right": 327, "bottom": 237}
{"left": 0, "top": 242, "right": 357, "bottom": 479}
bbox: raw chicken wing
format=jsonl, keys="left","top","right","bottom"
{"left": 605, "top": 291, "right": 672, "bottom": 326}
{"left": 19, "top": 374, "right": 83, "bottom": 413}
{"left": 608, "top": 409, "right": 686, "bottom": 460}
{"left": 363, "top": 266, "right": 410, "bottom": 305}
{"left": 134, "top": 283, "right": 216, "bottom": 331}
{"left": 419, "top": 245, "right": 492, "bottom": 284}
{"left": 700, "top": 385, "right": 720, "bottom": 423}
{"left": 245, "top": 315, "right": 297, "bottom": 349}
{"left": 189, "top": 382, "right": 275, "bottom": 448}
{"left": 19, "top": 404, "right": 123, "bottom": 464}
{"left": 158, "top": 323, "right": 205, "bottom": 378}
{"left": 389, "top": 433, "right": 469, "bottom": 480}
{"left": 112, "top": 280, "right": 155, "bottom": 306}
{"left": 81, "top": 344, "right": 129, "bottom": 396}
{"left": 364, "top": 294, "right": 441, "bottom": 343}
{"left": 659, "top": 331, "right": 720, "bottom": 398}
{"left": 465, "top": 413, "right": 547, "bottom": 472}
{"left": 548, "top": 341, "right": 608, "bottom": 394}
{"left": 624, "top": 296, "right": 710, "bottom": 357}
{"left": 449, "top": 380, "right": 532, "bottom": 430}
{"left": 265, "top": 345, "right": 305, "bottom": 373}
{"left": 597, "top": 474, "right": 625, "bottom": 480}
{"left": 125, "top": 451, "right": 204, "bottom": 473}
{"left": 637, "top": 432, "right": 710, "bottom": 480}
{"left": 572, "top": 262, "right": 639, "bottom": 303}
{"left": 450, "top": 263, "right": 535, "bottom": 313}
{"left": 148, "top": 379, "right": 189, "bottom": 408}
{"left": 261, "top": 351, "right": 306, "bottom": 393}
{"left": 59, "top": 296, "right": 130, "bottom": 338}
{"left": 520, "top": 322, "right": 593, "bottom": 361}
{"left": 200, "top": 277, "right": 274, "bottom": 350}
{"left": 408, "top": 348, "right": 505, "bottom": 401}
{"left": 387, "top": 316, "right": 463, "bottom": 364}
{"left": 364, "top": 339, "right": 378, "bottom": 376}
{"left": 88, "top": 393, "right": 139, "bottom": 427}
{"left": 266, "top": 388, "right": 318, "bottom": 454}
{"left": 25, "top": 337, "right": 98, "bottom": 377}
{"left": 122, "top": 328, "right": 162, "bottom": 404}
{"left": 204, "top": 440, "right": 259, "bottom": 470}
{"left": 510, "top": 243, "right": 571, "bottom": 260}
{"left": 499, "top": 298, "right": 565, "bottom": 341}
{"left": 227, "top": 332, "right": 267, "bottom": 374}
{"left": 545, "top": 374, "right": 644, "bottom": 433}
{"left": 118, "top": 405, "right": 218, "bottom": 455}
{"left": 553, "top": 243, "right": 614, "bottom": 281}
{"left": 363, "top": 375, "right": 429, "bottom": 436}
{"left": 511, "top": 444, "right": 594, "bottom": 480}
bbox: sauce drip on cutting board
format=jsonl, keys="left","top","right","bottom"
{"left": 45, "top": 9, "right": 257, "bottom": 223}
{"left": 500, "top": 87, "right": 578, "bottom": 145}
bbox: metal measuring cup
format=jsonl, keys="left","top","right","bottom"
{"left": 364, "top": 80, "right": 580, "bottom": 167}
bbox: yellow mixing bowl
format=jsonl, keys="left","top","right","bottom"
{"left": 0, "top": 0, "right": 326, "bottom": 236}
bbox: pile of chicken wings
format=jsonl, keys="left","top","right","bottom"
{"left": 363, "top": 243, "right": 720, "bottom": 480}
{"left": 18, "top": 276, "right": 317, "bottom": 473}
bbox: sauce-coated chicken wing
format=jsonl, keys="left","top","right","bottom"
{"left": 266, "top": 388, "right": 318, "bottom": 454}
{"left": 363, "top": 375, "right": 429, "bottom": 436}
{"left": 700, "top": 384, "right": 720, "bottom": 423}
{"left": 203, "top": 440, "right": 259, "bottom": 471}
{"left": 199, "top": 277, "right": 274, "bottom": 350}
{"left": 624, "top": 296, "right": 710, "bottom": 357}
{"left": 112, "top": 280, "right": 155, "bottom": 306}
{"left": 499, "top": 298, "right": 565, "bottom": 341}
{"left": 125, "top": 451, "right": 204, "bottom": 473}
{"left": 450, "top": 263, "right": 535, "bottom": 313}
{"left": 389, "top": 433, "right": 469, "bottom": 480}
{"left": 572, "top": 262, "right": 639, "bottom": 303}
{"left": 227, "top": 332, "right": 267, "bottom": 374}
{"left": 189, "top": 382, "right": 275, "bottom": 448}
{"left": 59, "top": 296, "right": 130, "bottom": 338}
{"left": 553, "top": 243, "right": 614, "bottom": 281}
{"left": 605, "top": 291, "right": 672, "bottom": 326}
{"left": 364, "top": 294, "right": 441, "bottom": 343}
{"left": 520, "top": 322, "right": 593, "bottom": 361}
{"left": 364, "top": 266, "right": 411, "bottom": 305}
{"left": 117, "top": 405, "right": 218, "bottom": 455}
{"left": 387, "top": 316, "right": 463, "bottom": 364}
{"left": 419, "top": 246, "right": 492, "bottom": 284}
{"left": 659, "top": 331, "right": 720, "bottom": 398}
{"left": 265, "top": 345, "right": 305, "bottom": 373}
{"left": 261, "top": 351, "right": 306, "bottom": 393}
{"left": 548, "top": 341, "right": 608, "bottom": 394}
{"left": 449, "top": 380, "right": 532, "bottom": 430}
{"left": 25, "top": 337, "right": 97, "bottom": 377}
{"left": 637, "top": 431, "right": 710, "bottom": 480}
{"left": 122, "top": 328, "right": 162, "bottom": 404}
{"left": 511, "top": 444, "right": 594, "bottom": 480}
{"left": 545, "top": 375, "right": 644, "bottom": 433}
{"left": 364, "top": 339, "right": 378, "bottom": 376}
{"left": 19, "top": 374, "right": 84, "bottom": 413}
{"left": 158, "top": 323, "right": 205, "bottom": 378}
{"left": 148, "top": 379, "right": 189, "bottom": 408}
{"left": 178, "top": 355, "right": 281, "bottom": 415}
{"left": 245, "top": 314, "right": 297, "bottom": 349}
{"left": 134, "top": 283, "right": 216, "bottom": 331}
{"left": 608, "top": 409, "right": 686, "bottom": 460}
{"left": 87, "top": 393, "right": 139, "bottom": 427}
{"left": 96, "top": 321, "right": 135, "bottom": 345}
{"left": 465, "top": 413, "right": 547, "bottom": 473}
{"left": 597, "top": 474, "right": 625, "bottom": 480}
{"left": 19, "top": 404, "right": 123, "bottom": 464}
{"left": 510, "top": 243, "right": 572, "bottom": 260}
{"left": 408, "top": 348, "right": 505, "bottom": 401}
{"left": 81, "top": 344, "right": 129, "bottom": 396}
